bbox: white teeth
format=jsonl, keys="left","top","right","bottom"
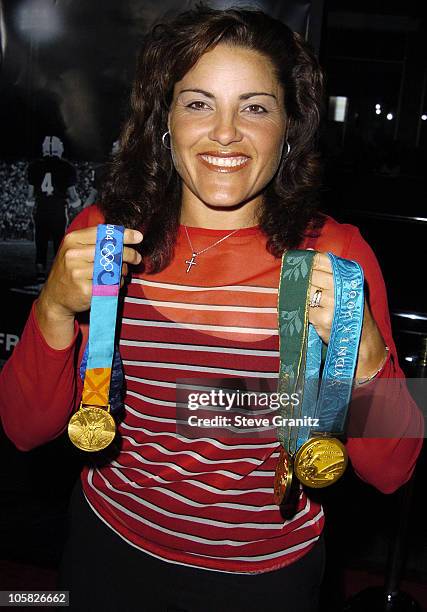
{"left": 201, "top": 155, "right": 248, "bottom": 167}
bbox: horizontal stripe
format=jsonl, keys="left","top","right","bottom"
{"left": 294, "top": 508, "right": 325, "bottom": 531}
{"left": 124, "top": 403, "right": 178, "bottom": 423}
{"left": 125, "top": 375, "right": 275, "bottom": 394}
{"left": 117, "top": 449, "right": 250, "bottom": 480}
{"left": 92, "top": 285, "right": 119, "bottom": 296}
{"left": 125, "top": 388, "right": 279, "bottom": 419}
{"left": 125, "top": 296, "right": 277, "bottom": 314}
{"left": 184, "top": 535, "right": 320, "bottom": 563}
{"left": 125, "top": 375, "right": 177, "bottom": 388}
{"left": 116, "top": 447, "right": 276, "bottom": 480}
{"left": 110, "top": 460, "right": 272, "bottom": 495}
{"left": 120, "top": 421, "right": 277, "bottom": 451}
{"left": 121, "top": 436, "right": 263, "bottom": 467}
{"left": 131, "top": 278, "right": 278, "bottom": 294}
{"left": 110, "top": 468, "right": 276, "bottom": 511}
{"left": 126, "top": 389, "right": 178, "bottom": 407}
{"left": 122, "top": 317, "right": 278, "bottom": 335}
{"left": 123, "top": 359, "right": 278, "bottom": 378}
{"left": 120, "top": 339, "right": 279, "bottom": 357}
{"left": 123, "top": 404, "right": 280, "bottom": 440}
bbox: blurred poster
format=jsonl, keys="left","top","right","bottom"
{"left": 0, "top": 0, "right": 317, "bottom": 364}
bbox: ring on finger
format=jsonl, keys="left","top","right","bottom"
{"left": 309, "top": 289, "right": 322, "bottom": 308}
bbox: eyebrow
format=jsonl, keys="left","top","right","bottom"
{"left": 178, "top": 88, "right": 277, "bottom": 101}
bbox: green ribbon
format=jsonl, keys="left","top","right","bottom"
{"left": 277, "top": 250, "right": 317, "bottom": 453}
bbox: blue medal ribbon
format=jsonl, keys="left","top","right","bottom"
{"left": 80, "top": 224, "right": 125, "bottom": 414}
{"left": 311, "top": 253, "right": 364, "bottom": 435}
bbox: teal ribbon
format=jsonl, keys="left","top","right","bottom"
{"left": 312, "top": 253, "right": 364, "bottom": 434}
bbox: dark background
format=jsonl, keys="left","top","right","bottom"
{"left": 0, "top": 1, "right": 426, "bottom": 610}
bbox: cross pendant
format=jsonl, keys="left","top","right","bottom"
{"left": 185, "top": 253, "right": 197, "bottom": 273}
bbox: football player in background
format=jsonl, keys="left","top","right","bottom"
{"left": 83, "top": 140, "right": 119, "bottom": 208}
{"left": 26, "top": 136, "right": 81, "bottom": 283}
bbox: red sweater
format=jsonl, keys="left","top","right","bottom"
{"left": 0, "top": 206, "right": 424, "bottom": 573}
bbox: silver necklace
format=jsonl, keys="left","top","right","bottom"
{"left": 184, "top": 225, "right": 241, "bottom": 273}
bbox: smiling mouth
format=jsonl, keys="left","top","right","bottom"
{"left": 198, "top": 154, "right": 250, "bottom": 173}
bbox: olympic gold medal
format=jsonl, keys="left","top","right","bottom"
{"left": 273, "top": 445, "right": 293, "bottom": 505}
{"left": 68, "top": 404, "right": 116, "bottom": 452}
{"left": 294, "top": 437, "right": 347, "bottom": 488}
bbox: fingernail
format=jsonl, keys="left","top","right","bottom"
{"left": 134, "top": 230, "right": 143, "bottom": 241}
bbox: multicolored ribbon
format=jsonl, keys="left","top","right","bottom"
{"left": 80, "top": 224, "right": 124, "bottom": 412}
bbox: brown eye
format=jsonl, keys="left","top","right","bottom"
{"left": 187, "top": 101, "right": 210, "bottom": 110}
{"left": 245, "top": 104, "right": 267, "bottom": 114}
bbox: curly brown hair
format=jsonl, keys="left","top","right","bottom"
{"left": 100, "top": 2, "right": 326, "bottom": 273}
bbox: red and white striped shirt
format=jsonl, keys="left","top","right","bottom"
{"left": 81, "top": 222, "right": 324, "bottom": 573}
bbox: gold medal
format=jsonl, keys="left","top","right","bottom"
{"left": 273, "top": 445, "right": 293, "bottom": 505}
{"left": 68, "top": 403, "right": 116, "bottom": 452}
{"left": 294, "top": 436, "right": 347, "bottom": 488}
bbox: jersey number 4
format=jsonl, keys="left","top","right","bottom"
{"left": 41, "top": 172, "right": 54, "bottom": 196}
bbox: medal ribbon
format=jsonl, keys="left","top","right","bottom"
{"left": 80, "top": 224, "right": 124, "bottom": 410}
{"left": 311, "top": 253, "right": 364, "bottom": 434}
{"left": 293, "top": 324, "right": 322, "bottom": 451}
{"left": 277, "top": 251, "right": 364, "bottom": 453}
{"left": 277, "top": 250, "right": 316, "bottom": 453}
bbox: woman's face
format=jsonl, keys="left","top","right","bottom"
{"left": 168, "top": 43, "right": 287, "bottom": 222}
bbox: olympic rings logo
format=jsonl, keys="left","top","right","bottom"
{"left": 100, "top": 242, "right": 116, "bottom": 272}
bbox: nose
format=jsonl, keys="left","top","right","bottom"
{"left": 208, "top": 110, "right": 243, "bottom": 146}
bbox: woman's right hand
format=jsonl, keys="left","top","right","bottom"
{"left": 35, "top": 226, "right": 143, "bottom": 348}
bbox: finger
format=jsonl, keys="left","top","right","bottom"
{"left": 309, "top": 285, "right": 333, "bottom": 309}
{"left": 122, "top": 263, "right": 129, "bottom": 277}
{"left": 312, "top": 252, "right": 332, "bottom": 273}
{"left": 310, "top": 269, "right": 334, "bottom": 290}
{"left": 123, "top": 246, "right": 142, "bottom": 265}
{"left": 64, "top": 226, "right": 143, "bottom": 247}
{"left": 65, "top": 226, "right": 99, "bottom": 246}
{"left": 69, "top": 264, "right": 97, "bottom": 283}
{"left": 63, "top": 245, "right": 96, "bottom": 263}
{"left": 124, "top": 228, "right": 143, "bottom": 244}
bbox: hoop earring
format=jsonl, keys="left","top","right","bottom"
{"left": 162, "top": 130, "right": 171, "bottom": 150}
{"left": 284, "top": 141, "right": 291, "bottom": 157}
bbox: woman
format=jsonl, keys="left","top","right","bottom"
{"left": 0, "top": 5, "right": 424, "bottom": 611}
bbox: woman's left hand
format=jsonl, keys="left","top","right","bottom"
{"left": 308, "top": 252, "right": 388, "bottom": 379}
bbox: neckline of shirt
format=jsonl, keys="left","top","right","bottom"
{"left": 178, "top": 224, "right": 262, "bottom": 237}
